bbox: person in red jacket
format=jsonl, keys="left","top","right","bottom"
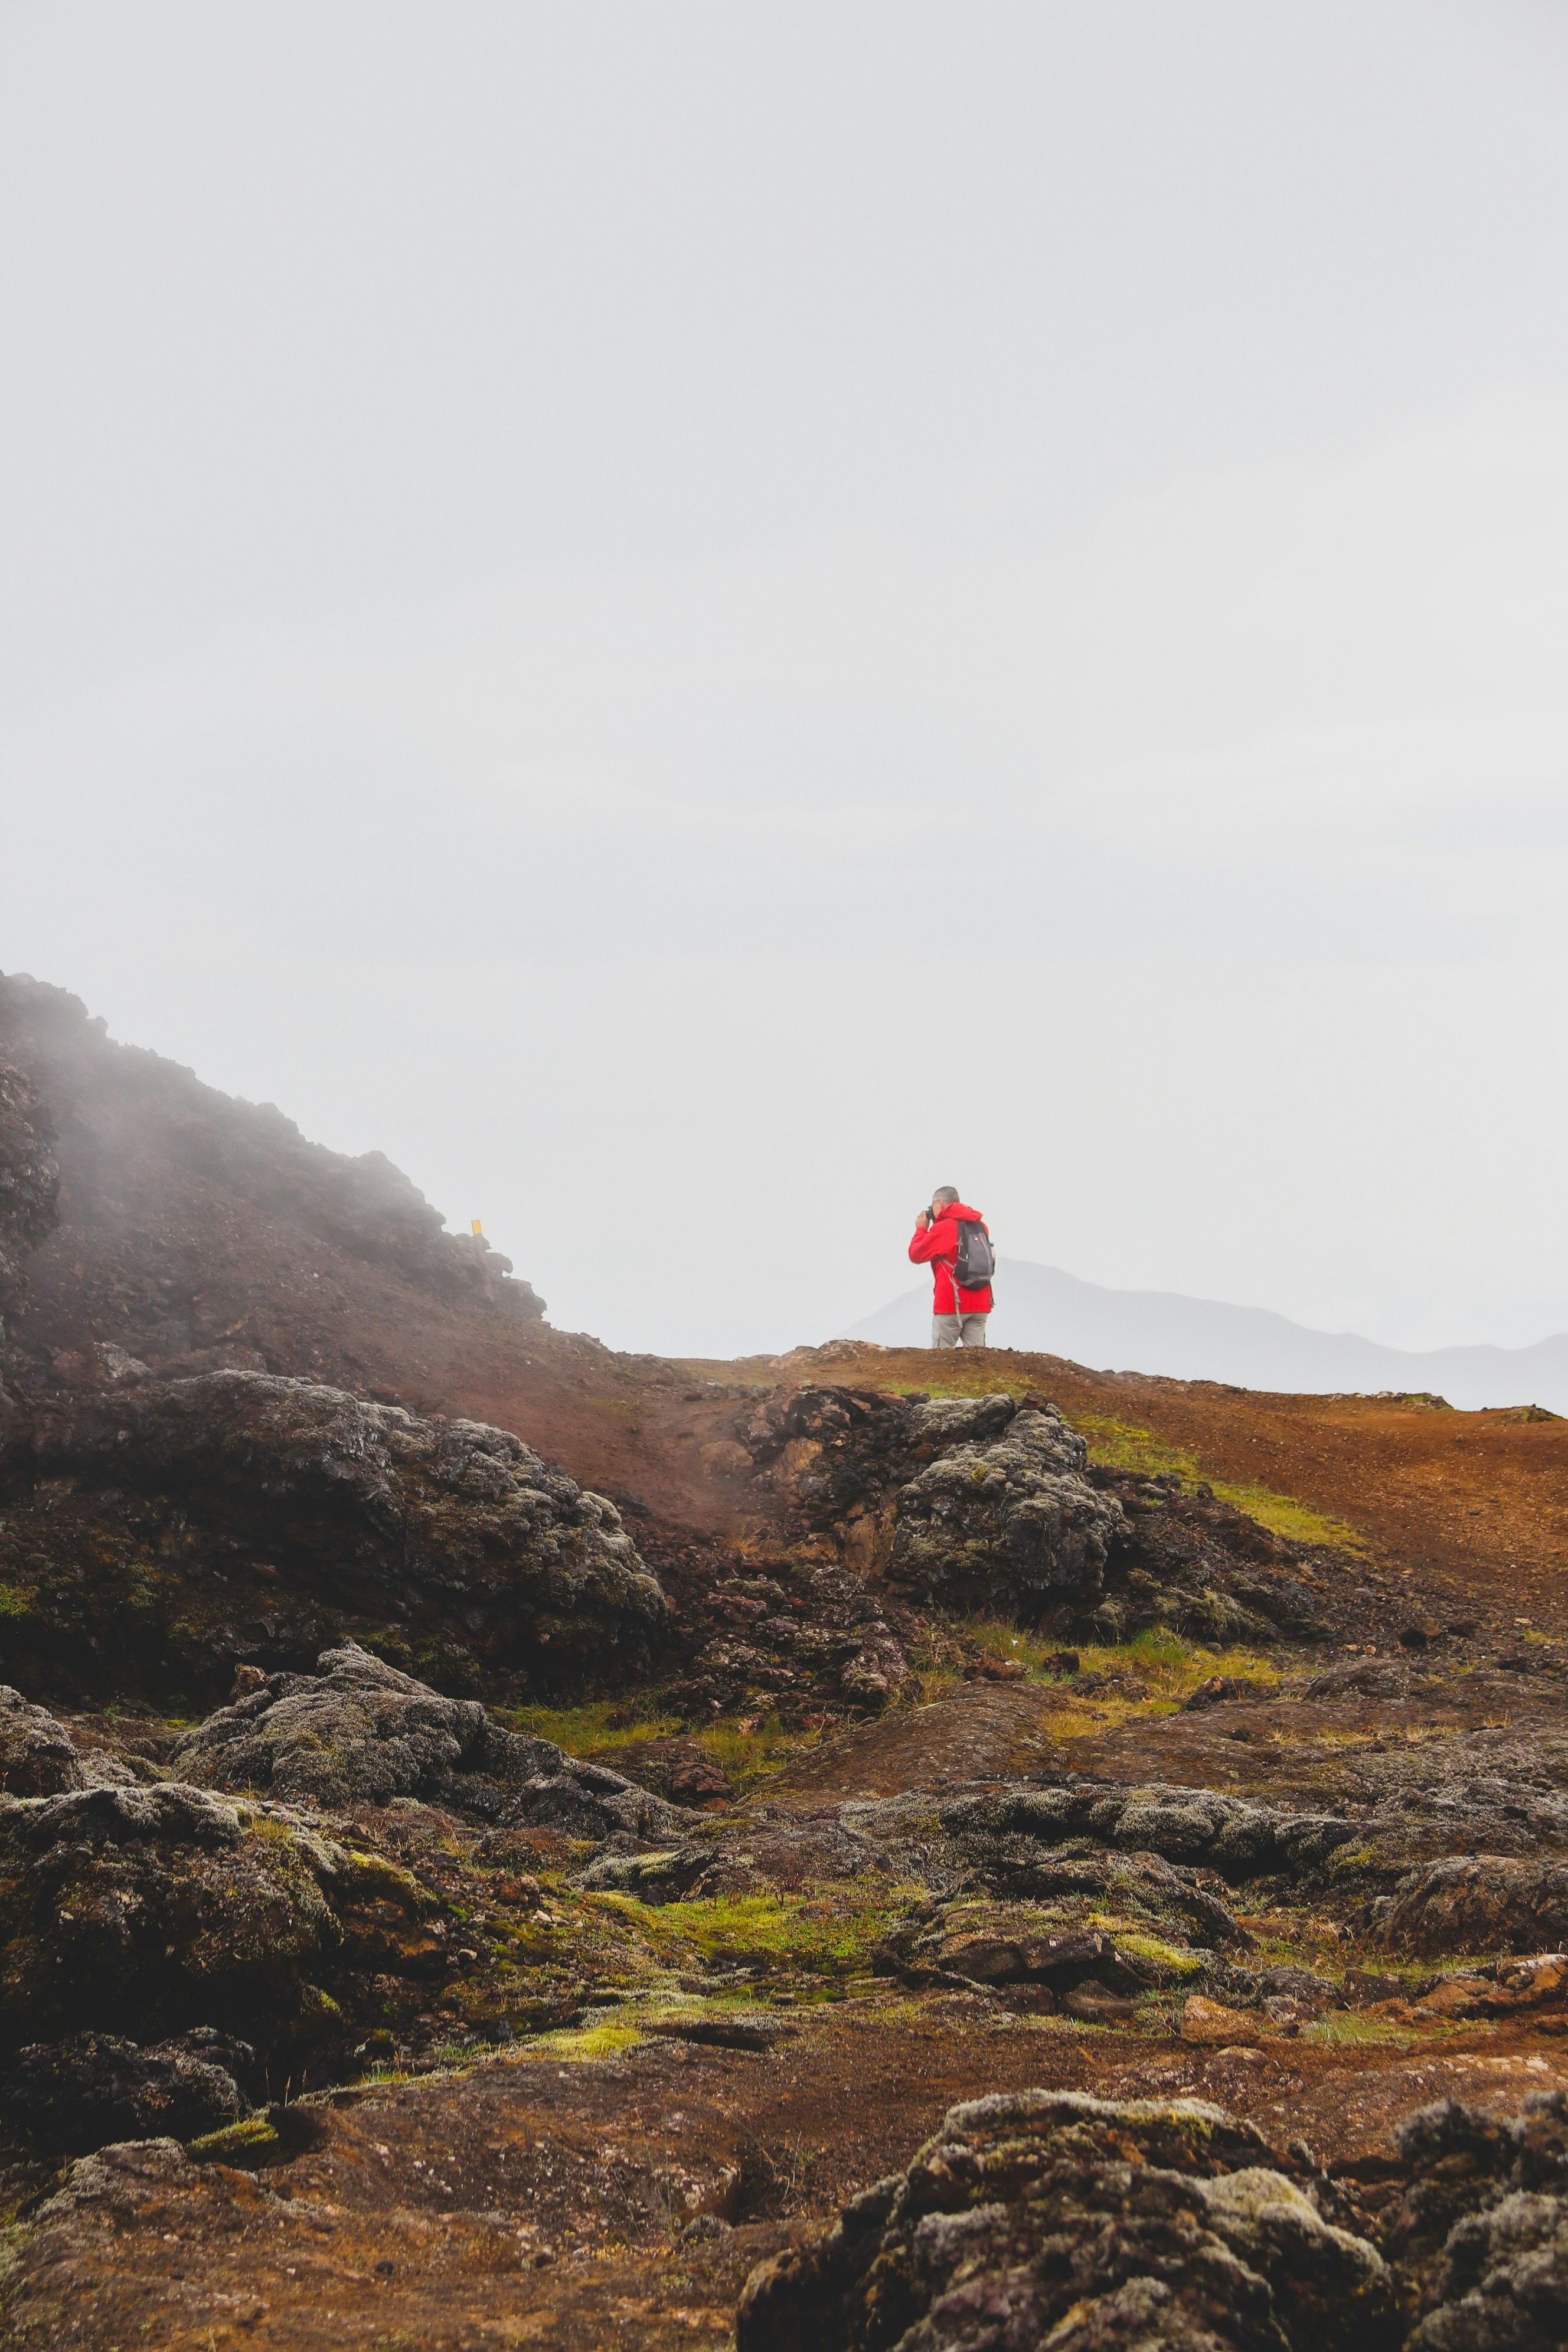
{"left": 909, "top": 1185, "right": 993, "bottom": 1348}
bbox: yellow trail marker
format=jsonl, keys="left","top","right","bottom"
{"left": 471, "top": 1219, "right": 483, "bottom": 1237}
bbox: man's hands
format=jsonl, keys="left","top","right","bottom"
{"left": 915, "top": 1209, "right": 931, "bottom": 1231}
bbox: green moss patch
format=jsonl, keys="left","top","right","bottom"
{"left": 1069, "top": 1415, "right": 1369, "bottom": 1555}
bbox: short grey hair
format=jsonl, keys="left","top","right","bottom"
{"left": 932, "top": 1184, "right": 960, "bottom": 1205}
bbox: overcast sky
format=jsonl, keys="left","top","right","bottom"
{"left": 3, "top": 2, "right": 1566, "bottom": 1358}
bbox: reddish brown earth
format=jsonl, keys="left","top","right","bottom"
{"left": 15, "top": 1998, "right": 1568, "bottom": 2352}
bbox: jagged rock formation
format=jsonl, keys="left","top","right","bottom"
{"left": 1376, "top": 1854, "right": 1568, "bottom": 1958}
{"left": 739, "top": 2086, "right": 1568, "bottom": 2351}
{"left": 0, "top": 1685, "right": 137, "bottom": 1796}
{"left": 0, "top": 1660, "right": 681, "bottom": 2093}
{"left": 1389, "top": 2090, "right": 1568, "bottom": 2345}
{"left": 669, "top": 1560, "right": 920, "bottom": 1721}
{"left": 740, "top": 1386, "right": 1337, "bottom": 1644}
{"left": 0, "top": 1371, "right": 667, "bottom": 1704}
{"left": 174, "top": 1641, "right": 685, "bottom": 1839}
{"left": 737, "top": 2090, "right": 1397, "bottom": 2351}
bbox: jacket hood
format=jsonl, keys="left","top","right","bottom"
{"left": 936, "top": 1202, "right": 984, "bottom": 1222}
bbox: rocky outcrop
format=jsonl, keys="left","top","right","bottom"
{"left": 671, "top": 1562, "right": 918, "bottom": 1721}
{"left": 0, "top": 1371, "right": 667, "bottom": 1705}
{"left": 175, "top": 1642, "right": 686, "bottom": 1838}
{"left": 1383, "top": 2090, "right": 1568, "bottom": 2344}
{"left": 0, "top": 1777, "right": 444, "bottom": 2064}
{"left": 739, "top": 1384, "right": 1339, "bottom": 1644}
{"left": 0, "top": 2028, "right": 251, "bottom": 2155}
{"left": 736, "top": 2090, "right": 1397, "bottom": 2352}
{"left": 742, "top": 1390, "right": 1122, "bottom": 1618}
{"left": 1376, "top": 1855, "right": 1568, "bottom": 1958}
{"left": 890, "top": 1402, "right": 1124, "bottom": 1613}
{"left": 0, "top": 1684, "right": 136, "bottom": 1796}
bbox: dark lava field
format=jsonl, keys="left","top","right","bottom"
{"left": 4, "top": 968, "right": 1568, "bottom": 2351}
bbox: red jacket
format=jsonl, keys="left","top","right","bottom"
{"left": 909, "top": 1203, "right": 994, "bottom": 1317}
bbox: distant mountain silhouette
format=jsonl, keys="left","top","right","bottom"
{"left": 844, "top": 1260, "right": 1568, "bottom": 1415}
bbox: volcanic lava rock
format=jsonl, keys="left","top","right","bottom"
{"left": 1384, "top": 2090, "right": 1568, "bottom": 2344}
{"left": 1377, "top": 1855, "right": 1568, "bottom": 1958}
{"left": 888, "top": 1404, "right": 1124, "bottom": 1613}
{"left": 735, "top": 2090, "right": 1396, "bottom": 2352}
{"left": 174, "top": 1639, "right": 555, "bottom": 1808}
{"left": 0, "top": 1684, "right": 137, "bottom": 1796}
{"left": 0, "top": 2028, "right": 251, "bottom": 2155}
{"left": 740, "top": 1384, "right": 1344, "bottom": 1642}
{"left": 0, "top": 1777, "right": 445, "bottom": 2063}
{"left": 175, "top": 1642, "right": 686, "bottom": 1840}
{"left": 0, "top": 1371, "right": 667, "bottom": 1705}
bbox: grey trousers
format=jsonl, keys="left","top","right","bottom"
{"left": 932, "top": 1313, "right": 989, "bottom": 1349}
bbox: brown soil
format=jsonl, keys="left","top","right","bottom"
{"left": 18, "top": 1949, "right": 1568, "bottom": 2351}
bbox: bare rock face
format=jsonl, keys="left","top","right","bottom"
{"left": 1377, "top": 1855, "right": 1568, "bottom": 1958}
{"left": 0, "top": 1371, "right": 667, "bottom": 1706}
{"left": 736, "top": 2090, "right": 1397, "bottom": 2352}
{"left": 175, "top": 1640, "right": 686, "bottom": 1840}
{"left": 0, "top": 1778, "right": 444, "bottom": 2063}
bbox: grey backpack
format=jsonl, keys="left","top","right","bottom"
{"left": 952, "top": 1220, "right": 995, "bottom": 1289}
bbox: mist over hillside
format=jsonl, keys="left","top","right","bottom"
{"left": 846, "top": 1259, "right": 1568, "bottom": 1415}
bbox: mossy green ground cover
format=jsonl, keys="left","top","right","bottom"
{"left": 1069, "top": 1413, "right": 1369, "bottom": 1554}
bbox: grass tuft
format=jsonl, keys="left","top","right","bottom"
{"left": 1301, "top": 2012, "right": 1419, "bottom": 2048}
{"left": 497, "top": 1697, "right": 683, "bottom": 1753}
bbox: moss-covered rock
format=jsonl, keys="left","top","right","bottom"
{"left": 0, "top": 1777, "right": 443, "bottom": 2064}
{"left": 1376, "top": 1855, "right": 1568, "bottom": 1958}
{"left": 174, "top": 1641, "right": 687, "bottom": 1838}
{"left": 0, "top": 1370, "right": 667, "bottom": 1706}
{"left": 736, "top": 2090, "right": 1397, "bottom": 2352}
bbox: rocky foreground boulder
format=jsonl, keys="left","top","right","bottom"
{"left": 1376, "top": 1854, "right": 1568, "bottom": 1959}
{"left": 0, "top": 1776, "right": 443, "bottom": 2063}
{"left": 740, "top": 2088, "right": 1568, "bottom": 2352}
{"left": 0, "top": 1684, "right": 137, "bottom": 1796}
{"left": 0, "top": 1657, "right": 681, "bottom": 2094}
{"left": 0, "top": 2029, "right": 251, "bottom": 2156}
{"left": 0, "top": 1370, "right": 667, "bottom": 1705}
{"left": 737, "top": 2090, "right": 1397, "bottom": 2351}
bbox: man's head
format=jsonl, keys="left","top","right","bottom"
{"left": 931, "top": 1185, "right": 959, "bottom": 1214}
